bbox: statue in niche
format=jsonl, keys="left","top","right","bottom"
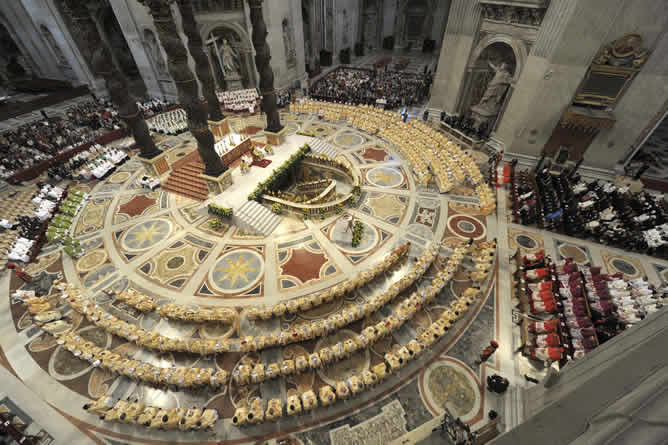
{"left": 220, "top": 38, "right": 241, "bottom": 78}
{"left": 473, "top": 60, "right": 512, "bottom": 116}
{"left": 143, "top": 29, "right": 169, "bottom": 78}
{"left": 282, "top": 19, "right": 296, "bottom": 67}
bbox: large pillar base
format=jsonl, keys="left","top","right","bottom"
{"left": 200, "top": 169, "right": 233, "bottom": 196}
{"left": 138, "top": 151, "right": 170, "bottom": 177}
{"left": 208, "top": 117, "right": 231, "bottom": 141}
{"left": 264, "top": 126, "right": 288, "bottom": 146}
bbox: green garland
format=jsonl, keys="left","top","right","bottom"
{"left": 351, "top": 220, "right": 364, "bottom": 247}
{"left": 248, "top": 144, "right": 311, "bottom": 202}
{"left": 208, "top": 203, "right": 233, "bottom": 218}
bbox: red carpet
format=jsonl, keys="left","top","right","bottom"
{"left": 251, "top": 159, "right": 272, "bottom": 168}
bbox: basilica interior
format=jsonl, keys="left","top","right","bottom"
{"left": 0, "top": 1, "right": 667, "bottom": 444}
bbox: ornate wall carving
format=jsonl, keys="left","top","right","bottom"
{"left": 480, "top": 2, "right": 548, "bottom": 28}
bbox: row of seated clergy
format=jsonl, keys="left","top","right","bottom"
{"left": 57, "top": 331, "right": 228, "bottom": 390}
{"left": 157, "top": 303, "right": 237, "bottom": 323}
{"left": 233, "top": 318, "right": 404, "bottom": 385}
{"left": 239, "top": 245, "right": 438, "bottom": 353}
{"left": 57, "top": 284, "right": 232, "bottom": 355}
{"left": 116, "top": 289, "right": 156, "bottom": 313}
{"left": 470, "top": 239, "right": 497, "bottom": 282}
{"left": 231, "top": 287, "right": 480, "bottom": 427}
{"left": 234, "top": 242, "right": 473, "bottom": 386}
{"left": 83, "top": 396, "right": 218, "bottom": 431}
{"left": 246, "top": 243, "right": 409, "bottom": 321}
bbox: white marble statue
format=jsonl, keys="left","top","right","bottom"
{"left": 220, "top": 38, "right": 241, "bottom": 78}
{"left": 474, "top": 60, "right": 512, "bottom": 115}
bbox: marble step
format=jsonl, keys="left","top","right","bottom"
{"left": 309, "top": 138, "right": 339, "bottom": 158}
{"left": 236, "top": 200, "right": 281, "bottom": 236}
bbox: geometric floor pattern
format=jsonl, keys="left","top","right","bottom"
{"left": 4, "top": 109, "right": 665, "bottom": 445}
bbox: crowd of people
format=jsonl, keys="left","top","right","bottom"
{"left": 217, "top": 88, "right": 259, "bottom": 113}
{"left": 0, "top": 99, "right": 122, "bottom": 180}
{"left": 517, "top": 251, "right": 666, "bottom": 365}
{"left": 511, "top": 167, "right": 668, "bottom": 258}
{"left": 309, "top": 68, "right": 431, "bottom": 109}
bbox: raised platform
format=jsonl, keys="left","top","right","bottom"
{"left": 209, "top": 133, "right": 313, "bottom": 211}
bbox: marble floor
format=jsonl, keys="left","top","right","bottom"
{"left": 2, "top": 110, "right": 667, "bottom": 445}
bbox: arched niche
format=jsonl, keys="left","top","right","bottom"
{"left": 404, "top": 0, "right": 428, "bottom": 46}
{"left": 200, "top": 22, "right": 256, "bottom": 90}
{"left": 0, "top": 15, "right": 38, "bottom": 82}
{"left": 39, "top": 23, "right": 77, "bottom": 82}
{"left": 458, "top": 35, "right": 527, "bottom": 133}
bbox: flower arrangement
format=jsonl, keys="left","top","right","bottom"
{"left": 272, "top": 203, "right": 282, "bottom": 215}
{"left": 208, "top": 217, "right": 225, "bottom": 230}
{"left": 208, "top": 203, "right": 233, "bottom": 218}
{"left": 351, "top": 220, "right": 364, "bottom": 247}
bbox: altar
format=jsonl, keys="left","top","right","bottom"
{"left": 214, "top": 134, "right": 254, "bottom": 167}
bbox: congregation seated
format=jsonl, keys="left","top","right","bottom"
{"left": 217, "top": 88, "right": 259, "bottom": 113}
{"left": 0, "top": 99, "right": 120, "bottom": 179}
{"left": 309, "top": 68, "right": 430, "bottom": 109}
{"left": 513, "top": 168, "right": 667, "bottom": 258}
{"left": 146, "top": 108, "right": 187, "bottom": 135}
{"left": 84, "top": 395, "right": 218, "bottom": 431}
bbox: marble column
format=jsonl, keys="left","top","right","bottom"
{"left": 177, "top": 0, "right": 224, "bottom": 122}
{"left": 420, "top": 0, "right": 437, "bottom": 44}
{"left": 140, "top": 0, "right": 226, "bottom": 177}
{"left": 248, "top": 0, "right": 283, "bottom": 133}
{"left": 393, "top": 0, "right": 407, "bottom": 49}
{"left": 61, "top": 0, "right": 162, "bottom": 159}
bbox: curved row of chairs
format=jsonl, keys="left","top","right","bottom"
{"left": 233, "top": 241, "right": 469, "bottom": 386}
{"left": 238, "top": 243, "right": 439, "bottom": 353}
{"left": 290, "top": 101, "right": 495, "bottom": 215}
{"left": 106, "top": 244, "right": 410, "bottom": 325}
{"left": 56, "top": 330, "right": 228, "bottom": 390}
{"left": 231, "top": 243, "right": 494, "bottom": 425}
{"left": 58, "top": 283, "right": 233, "bottom": 355}
{"left": 84, "top": 396, "right": 218, "bottom": 431}
{"left": 245, "top": 243, "right": 410, "bottom": 321}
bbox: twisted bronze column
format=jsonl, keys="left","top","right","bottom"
{"left": 177, "top": 0, "right": 224, "bottom": 122}
{"left": 248, "top": 0, "right": 283, "bottom": 133}
{"left": 140, "top": 0, "right": 226, "bottom": 177}
{"left": 62, "top": 0, "right": 162, "bottom": 159}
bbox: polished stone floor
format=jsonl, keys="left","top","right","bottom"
{"left": 2, "top": 110, "right": 667, "bottom": 445}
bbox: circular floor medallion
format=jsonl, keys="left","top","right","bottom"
{"left": 515, "top": 234, "right": 537, "bottom": 249}
{"left": 334, "top": 132, "right": 364, "bottom": 148}
{"left": 611, "top": 258, "right": 638, "bottom": 276}
{"left": 209, "top": 249, "right": 264, "bottom": 294}
{"left": 558, "top": 244, "right": 588, "bottom": 265}
{"left": 121, "top": 220, "right": 173, "bottom": 252}
{"left": 76, "top": 249, "right": 108, "bottom": 273}
{"left": 447, "top": 214, "right": 486, "bottom": 240}
{"left": 366, "top": 166, "right": 404, "bottom": 188}
{"left": 421, "top": 358, "right": 480, "bottom": 422}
